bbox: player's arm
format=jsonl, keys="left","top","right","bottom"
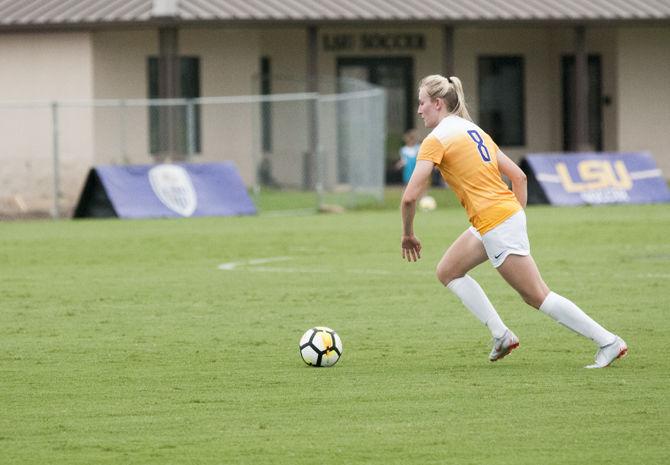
{"left": 400, "top": 160, "right": 433, "bottom": 262}
{"left": 497, "top": 151, "right": 527, "bottom": 208}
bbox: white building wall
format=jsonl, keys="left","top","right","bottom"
{"left": 92, "top": 29, "right": 157, "bottom": 168}
{"left": 589, "top": 28, "right": 618, "bottom": 154}
{"left": 90, "top": 28, "right": 261, "bottom": 185}
{"left": 182, "top": 27, "right": 261, "bottom": 185}
{"left": 260, "top": 28, "right": 311, "bottom": 189}
{"left": 0, "top": 32, "right": 93, "bottom": 215}
{"left": 1, "top": 23, "right": 668, "bottom": 217}
{"left": 455, "top": 27, "right": 555, "bottom": 162}
{"left": 260, "top": 25, "right": 662, "bottom": 188}
{"left": 617, "top": 27, "right": 670, "bottom": 177}
{"left": 453, "top": 26, "right": 622, "bottom": 162}
{"left": 540, "top": 27, "right": 619, "bottom": 153}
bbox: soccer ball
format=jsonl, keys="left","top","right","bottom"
{"left": 299, "top": 327, "right": 343, "bottom": 367}
{"left": 419, "top": 195, "right": 437, "bottom": 211}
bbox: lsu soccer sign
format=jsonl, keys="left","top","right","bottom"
{"left": 522, "top": 153, "right": 670, "bottom": 206}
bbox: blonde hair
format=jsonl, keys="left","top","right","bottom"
{"left": 419, "top": 74, "right": 472, "bottom": 121}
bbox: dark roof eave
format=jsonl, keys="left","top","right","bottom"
{"left": 0, "top": 17, "right": 669, "bottom": 33}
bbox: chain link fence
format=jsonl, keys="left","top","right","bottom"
{"left": 0, "top": 78, "right": 386, "bottom": 218}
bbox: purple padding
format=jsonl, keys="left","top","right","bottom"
{"left": 525, "top": 152, "right": 670, "bottom": 206}
{"left": 95, "top": 162, "right": 256, "bottom": 218}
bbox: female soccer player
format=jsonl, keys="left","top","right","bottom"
{"left": 400, "top": 74, "right": 627, "bottom": 368}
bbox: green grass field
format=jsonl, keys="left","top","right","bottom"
{"left": 1, "top": 193, "right": 669, "bottom": 464}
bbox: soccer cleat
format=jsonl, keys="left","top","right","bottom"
{"left": 585, "top": 336, "right": 628, "bottom": 369}
{"left": 489, "top": 329, "right": 520, "bottom": 362}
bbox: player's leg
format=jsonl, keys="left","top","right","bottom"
{"left": 497, "top": 254, "right": 613, "bottom": 343}
{"left": 495, "top": 254, "right": 549, "bottom": 309}
{"left": 437, "top": 228, "right": 511, "bottom": 342}
{"left": 497, "top": 254, "right": 626, "bottom": 367}
{"left": 436, "top": 228, "right": 488, "bottom": 284}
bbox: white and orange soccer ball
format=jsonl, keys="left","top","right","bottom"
{"left": 299, "top": 326, "right": 343, "bottom": 367}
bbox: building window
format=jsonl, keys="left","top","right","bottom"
{"left": 478, "top": 56, "right": 524, "bottom": 146}
{"left": 148, "top": 56, "right": 201, "bottom": 154}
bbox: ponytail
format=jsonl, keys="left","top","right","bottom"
{"left": 418, "top": 74, "right": 472, "bottom": 121}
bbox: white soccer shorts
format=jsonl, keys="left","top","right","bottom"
{"left": 468, "top": 210, "right": 530, "bottom": 268}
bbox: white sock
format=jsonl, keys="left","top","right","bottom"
{"left": 539, "top": 292, "right": 616, "bottom": 346}
{"left": 447, "top": 275, "right": 508, "bottom": 339}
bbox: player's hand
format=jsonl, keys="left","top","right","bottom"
{"left": 401, "top": 235, "right": 422, "bottom": 262}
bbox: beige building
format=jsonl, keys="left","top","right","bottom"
{"left": 0, "top": 0, "right": 669, "bottom": 215}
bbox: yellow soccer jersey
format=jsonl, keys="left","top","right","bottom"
{"left": 417, "top": 115, "right": 521, "bottom": 234}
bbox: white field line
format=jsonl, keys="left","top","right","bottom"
{"left": 251, "top": 267, "right": 396, "bottom": 275}
{"left": 217, "top": 257, "right": 430, "bottom": 276}
{"left": 217, "top": 256, "right": 292, "bottom": 271}
{"left": 639, "top": 273, "right": 670, "bottom": 279}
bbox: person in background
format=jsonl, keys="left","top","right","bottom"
{"left": 396, "top": 128, "right": 420, "bottom": 185}
{"left": 400, "top": 74, "right": 627, "bottom": 368}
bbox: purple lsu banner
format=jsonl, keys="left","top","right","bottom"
{"left": 523, "top": 152, "right": 670, "bottom": 206}
{"left": 87, "top": 162, "right": 256, "bottom": 218}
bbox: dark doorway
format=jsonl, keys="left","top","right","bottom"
{"left": 337, "top": 57, "right": 414, "bottom": 184}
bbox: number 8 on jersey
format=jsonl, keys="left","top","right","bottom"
{"left": 467, "top": 129, "right": 491, "bottom": 162}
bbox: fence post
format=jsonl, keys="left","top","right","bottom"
{"left": 314, "top": 94, "right": 323, "bottom": 209}
{"left": 51, "top": 101, "right": 60, "bottom": 219}
{"left": 186, "top": 99, "right": 196, "bottom": 158}
{"left": 119, "top": 99, "right": 128, "bottom": 163}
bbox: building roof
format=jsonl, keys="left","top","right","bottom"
{"left": 1, "top": 0, "right": 669, "bottom": 29}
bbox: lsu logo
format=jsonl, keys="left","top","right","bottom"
{"left": 555, "top": 160, "right": 633, "bottom": 193}
{"left": 148, "top": 164, "right": 198, "bottom": 216}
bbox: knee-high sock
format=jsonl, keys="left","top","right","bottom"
{"left": 447, "top": 275, "right": 508, "bottom": 339}
{"left": 539, "top": 292, "right": 616, "bottom": 346}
